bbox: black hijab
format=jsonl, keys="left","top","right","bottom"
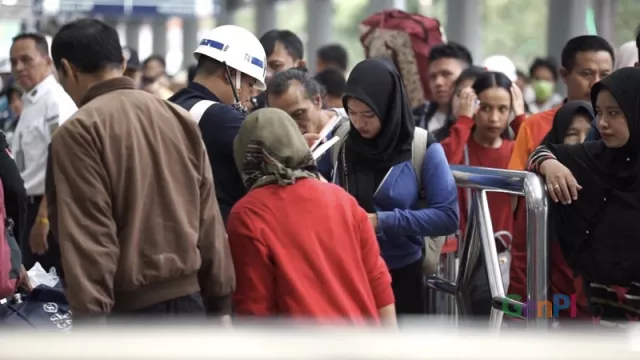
{"left": 340, "top": 58, "right": 415, "bottom": 212}
{"left": 342, "top": 57, "right": 415, "bottom": 169}
{"left": 542, "top": 100, "right": 594, "bottom": 146}
{"left": 551, "top": 67, "right": 640, "bottom": 285}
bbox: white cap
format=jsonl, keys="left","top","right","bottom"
{"left": 483, "top": 55, "right": 517, "bottom": 82}
{"left": 194, "top": 25, "right": 267, "bottom": 90}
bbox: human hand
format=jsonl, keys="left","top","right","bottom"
{"left": 29, "top": 218, "right": 49, "bottom": 255}
{"left": 303, "top": 133, "right": 323, "bottom": 148}
{"left": 367, "top": 213, "right": 378, "bottom": 229}
{"left": 510, "top": 84, "right": 526, "bottom": 117}
{"left": 17, "top": 264, "right": 32, "bottom": 292}
{"left": 540, "top": 159, "right": 582, "bottom": 204}
{"left": 457, "top": 88, "right": 477, "bottom": 118}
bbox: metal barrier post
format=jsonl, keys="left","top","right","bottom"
{"left": 523, "top": 172, "right": 549, "bottom": 328}
{"left": 427, "top": 165, "right": 549, "bottom": 328}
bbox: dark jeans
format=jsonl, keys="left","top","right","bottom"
{"left": 22, "top": 195, "right": 61, "bottom": 274}
{"left": 108, "top": 293, "right": 207, "bottom": 325}
{"left": 75, "top": 293, "right": 207, "bottom": 327}
{"left": 134, "top": 293, "right": 206, "bottom": 316}
{"left": 390, "top": 257, "right": 426, "bottom": 316}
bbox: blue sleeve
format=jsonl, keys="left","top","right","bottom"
{"left": 376, "top": 143, "right": 460, "bottom": 237}
{"left": 585, "top": 119, "right": 600, "bottom": 141}
{"left": 201, "top": 106, "right": 244, "bottom": 158}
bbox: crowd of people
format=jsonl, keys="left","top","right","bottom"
{"left": 0, "top": 12, "right": 639, "bottom": 329}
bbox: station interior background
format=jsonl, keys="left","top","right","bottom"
{"left": 0, "top": 0, "right": 639, "bottom": 83}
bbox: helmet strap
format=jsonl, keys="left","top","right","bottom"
{"left": 223, "top": 64, "right": 248, "bottom": 114}
{"left": 224, "top": 64, "right": 241, "bottom": 104}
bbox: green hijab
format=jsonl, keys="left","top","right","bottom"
{"left": 233, "top": 108, "right": 319, "bottom": 191}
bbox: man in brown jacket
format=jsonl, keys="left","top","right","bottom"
{"left": 45, "top": 18, "right": 235, "bottom": 323}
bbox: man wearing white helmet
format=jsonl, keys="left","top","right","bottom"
{"left": 169, "top": 25, "right": 267, "bottom": 223}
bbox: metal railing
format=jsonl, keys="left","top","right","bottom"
{"left": 427, "top": 165, "right": 549, "bottom": 329}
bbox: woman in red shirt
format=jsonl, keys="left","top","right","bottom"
{"left": 227, "top": 107, "right": 396, "bottom": 325}
{"left": 440, "top": 71, "right": 526, "bottom": 314}
{"left": 442, "top": 72, "right": 526, "bottom": 250}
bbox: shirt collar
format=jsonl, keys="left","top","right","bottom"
{"left": 80, "top": 77, "right": 136, "bottom": 106}
{"left": 188, "top": 82, "right": 222, "bottom": 102}
{"left": 23, "top": 74, "right": 57, "bottom": 104}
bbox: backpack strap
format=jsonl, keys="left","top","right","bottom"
{"left": 189, "top": 100, "right": 218, "bottom": 123}
{"left": 330, "top": 118, "right": 351, "bottom": 167}
{"left": 411, "top": 127, "right": 429, "bottom": 188}
{"left": 411, "top": 127, "right": 446, "bottom": 275}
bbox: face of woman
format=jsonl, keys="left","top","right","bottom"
{"left": 563, "top": 114, "right": 592, "bottom": 145}
{"left": 595, "top": 89, "right": 630, "bottom": 148}
{"left": 474, "top": 86, "right": 511, "bottom": 139}
{"left": 346, "top": 98, "right": 382, "bottom": 139}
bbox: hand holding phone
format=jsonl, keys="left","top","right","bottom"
{"left": 310, "top": 116, "right": 341, "bottom": 151}
{"left": 457, "top": 88, "right": 478, "bottom": 118}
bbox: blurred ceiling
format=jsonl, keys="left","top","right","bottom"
{"left": 0, "top": 0, "right": 32, "bottom": 19}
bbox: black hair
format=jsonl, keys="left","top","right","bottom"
{"left": 427, "top": 41, "right": 473, "bottom": 65}
{"left": 187, "top": 64, "right": 197, "bottom": 83}
{"left": 195, "top": 56, "right": 224, "bottom": 77}
{"left": 454, "top": 65, "right": 486, "bottom": 91}
{"left": 314, "top": 68, "right": 346, "bottom": 98}
{"left": 12, "top": 33, "right": 49, "bottom": 57}
{"left": 472, "top": 71, "right": 512, "bottom": 98}
{"left": 316, "top": 44, "right": 348, "bottom": 71}
{"left": 561, "top": 35, "right": 614, "bottom": 71}
{"left": 142, "top": 54, "right": 166, "bottom": 69}
{"left": 259, "top": 29, "right": 304, "bottom": 60}
{"left": 529, "top": 57, "right": 558, "bottom": 80}
{"left": 51, "top": 19, "right": 122, "bottom": 75}
{"left": 266, "top": 68, "right": 324, "bottom": 100}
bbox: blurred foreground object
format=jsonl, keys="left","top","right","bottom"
{"left": 1, "top": 324, "right": 639, "bottom": 359}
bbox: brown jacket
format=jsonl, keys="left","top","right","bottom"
{"left": 46, "top": 77, "right": 234, "bottom": 318}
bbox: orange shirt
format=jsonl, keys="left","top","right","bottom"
{"left": 507, "top": 107, "right": 559, "bottom": 170}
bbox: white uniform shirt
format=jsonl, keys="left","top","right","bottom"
{"left": 12, "top": 75, "right": 77, "bottom": 196}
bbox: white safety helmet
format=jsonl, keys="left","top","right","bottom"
{"left": 194, "top": 25, "right": 267, "bottom": 91}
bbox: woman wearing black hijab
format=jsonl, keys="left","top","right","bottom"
{"left": 528, "top": 67, "right": 640, "bottom": 322}
{"left": 540, "top": 100, "right": 594, "bottom": 147}
{"left": 334, "top": 57, "right": 459, "bottom": 316}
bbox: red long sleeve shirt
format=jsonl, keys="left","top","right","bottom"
{"left": 440, "top": 115, "right": 524, "bottom": 246}
{"left": 226, "top": 178, "right": 394, "bottom": 324}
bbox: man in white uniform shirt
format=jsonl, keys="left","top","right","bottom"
{"left": 10, "top": 33, "right": 77, "bottom": 272}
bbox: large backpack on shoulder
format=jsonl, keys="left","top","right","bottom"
{"left": 0, "top": 176, "right": 22, "bottom": 300}
{"left": 360, "top": 10, "right": 445, "bottom": 109}
{"left": 332, "top": 126, "right": 447, "bottom": 275}
{"left": 412, "top": 128, "right": 447, "bottom": 275}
